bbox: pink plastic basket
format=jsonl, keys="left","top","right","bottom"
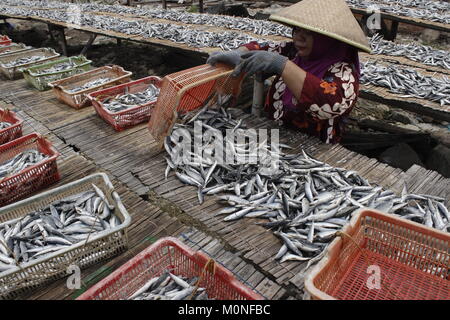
{"left": 0, "top": 133, "right": 60, "bottom": 207}
{"left": 88, "top": 76, "right": 161, "bottom": 131}
{"left": 77, "top": 237, "right": 264, "bottom": 300}
{"left": 0, "top": 108, "right": 23, "bottom": 146}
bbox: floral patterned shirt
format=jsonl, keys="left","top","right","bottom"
{"left": 243, "top": 41, "right": 359, "bottom": 144}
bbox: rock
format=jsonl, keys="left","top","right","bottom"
{"left": 388, "top": 110, "right": 417, "bottom": 125}
{"left": 419, "top": 115, "right": 435, "bottom": 123}
{"left": 426, "top": 144, "right": 450, "bottom": 178}
{"left": 421, "top": 29, "right": 440, "bottom": 43}
{"left": 396, "top": 123, "right": 421, "bottom": 132}
{"left": 415, "top": 123, "right": 440, "bottom": 133}
{"left": 378, "top": 143, "right": 424, "bottom": 171}
{"left": 376, "top": 104, "right": 390, "bottom": 114}
{"left": 430, "top": 129, "right": 450, "bottom": 148}
{"left": 252, "top": 2, "right": 270, "bottom": 9}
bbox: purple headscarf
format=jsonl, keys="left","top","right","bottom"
{"left": 282, "top": 31, "right": 360, "bottom": 110}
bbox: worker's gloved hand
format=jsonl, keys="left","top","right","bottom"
{"left": 232, "top": 51, "right": 288, "bottom": 78}
{"left": 206, "top": 49, "right": 245, "bottom": 67}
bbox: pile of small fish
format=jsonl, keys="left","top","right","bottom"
{"left": 0, "top": 150, "right": 48, "bottom": 180}
{"left": 102, "top": 84, "right": 160, "bottom": 113}
{"left": 347, "top": 0, "right": 450, "bottom": 24}
{"left": 66, "top": 77, "right": 112, "bottom": 94}
{"left": 165, "top": 106, "right": 450, "bottom": 264}
{"left": 370, "top": 34, "right": 450, "bottom": 70}
{"left": 0, "top": 184, "right": 121, "bottom": 272}
{"left": 0, "top": 122, "right": 11, "bottom": 130}
{"left": 33, "top": 61, "right": 78, "bottom": 75}
{"left": 360, "top": 60, "right": 450, "bottom": 106}
{"left": 1, "top": 55, "right": 47, "bottom": 68}
{"left": 129, "top": 271, "right": 210, "bottom": 300}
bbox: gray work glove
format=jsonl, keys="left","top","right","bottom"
{"left": 206, "top": 49, "right": 245, "bottom": 67}
{"left": 231, "top": 51, "right": 288, "bottom": 78}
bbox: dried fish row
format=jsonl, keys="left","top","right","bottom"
{"left": 165, "top": 106, "right": 450, "bottom": 266}
{"left": 0, "top": 150, "right": 48, "bottom": 179}
{"left": 1, "top": 55, "right": 48, "bottom": 68}
{"left": 0, "top": 7, "right": 267, "bottom": 50}
{"left": 129, "top": 271, "right": 210, "bottom": 300}
{"left": 347, "top": 0, "right": 450, "bottom": 24}
{"left": 0, "top": 0, "right": 292, "bottom": 37}
{"left": 360, "top": 60, "right": 450, "bottom": 106}
{"left": 66, "top": 77, "right": 112, "bottom": 94}
{"left": 0, "top": 184, "right": 121, "bottom": 273}
{"left": 370, "top": 34, "right": 450, "bottom": 70}
{"left": 0, "top": 122, "right": 11, "bottom": 130}
{"left": 102, "top": 84, "right": 160, "bottom": 113}
{"left": 353, "top": 0, "right": 449, "bottom": 13}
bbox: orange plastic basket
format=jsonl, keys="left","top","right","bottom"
{"left": 77, "top": 237, "right": 264, "bottom": 300}
{"left": 305, "top": 209, "right": 450, "bottom": 300}
{"left": 148, "top": 63, "right": 244, "bottom": 148}
{"left": 0, "top": 133, "right": 60, "bottom": 207}
{"left": 49, "top": 65, "right": 132, "bottom": 109}
{"left": 0, "top": 108, "right": 23, "bottom": 146}
{"left": 88, "top": 76, "right": 161, "bottom": 131}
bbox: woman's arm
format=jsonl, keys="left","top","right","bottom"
{"left": 281, "top": 62, "right": 358, "bottom": 120}
{"left": 281, "top": 60, "right": 307, "bottom": 101}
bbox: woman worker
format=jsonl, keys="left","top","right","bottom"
{"left": 207, "top": 0, "right": 371, "bottom": 144}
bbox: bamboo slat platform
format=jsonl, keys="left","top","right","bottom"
{"left": 0, "top": 76, "right": 448, "bottom": 299}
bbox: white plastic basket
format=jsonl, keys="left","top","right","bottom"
{"left": 0, "top": 173, "right": 131, "bottom": 299}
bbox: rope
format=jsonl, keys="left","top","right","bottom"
{"left": 187, "top": 257, "right": 215, "bottom": 300}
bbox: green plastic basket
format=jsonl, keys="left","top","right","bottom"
{"left": 22, "top": 55, "right": 93, "bottom": 91}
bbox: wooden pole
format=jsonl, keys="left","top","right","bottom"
{"left": 80, "top": 33, "right": 97, "bottom": 56}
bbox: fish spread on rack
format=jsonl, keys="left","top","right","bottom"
{"left": 369, "top": 34, "right": 450, "bottom": 71}
{"left": 164, "top": 106, "right": 450, "bottom": 266}
{"left": 129, "top": 271, "right": 210, "bottom": 300}
{"left": 0, "top": 0, "right": 292, "bottom": 37}
{"left": 102, "top": 84, "right": 160, "bottom": 113}
{"left": 0, "top": 184, "right": 121, "bottom": 272}
{"left": 66, "top": 77, "right": 112, "bottom": 94}
{"left": 0, "top": 5, "right": 267, "bottom": 50}
{"left": 361, "top": 60, "right": 450, "bottom": 106}
{"left": 0, "top": 150, "right": 48, "bottom": 180}
{"left": 347, "top": 0, "right": 450, "bottom": 24}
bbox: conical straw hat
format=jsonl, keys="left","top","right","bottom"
{"left": 269, "top": 0, "right": 371, "bottom": 53}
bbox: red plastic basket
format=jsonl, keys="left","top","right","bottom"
{"left": 88, "top": 76, "right": 162, "bottom": 131}
{"left": 304, "top": 209, "right": 450, "bottom": 300}
{"left": 77, "top": 237, "right": 264, "bottom": 300}
{"left": 0, "top": 108, "right": 23, "bottom": 146}
{"left": 0, "top": 133, "right": 60, "bottom": 207}
{"left": 0, "top": 36, "right": 12, "bottom": 47}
